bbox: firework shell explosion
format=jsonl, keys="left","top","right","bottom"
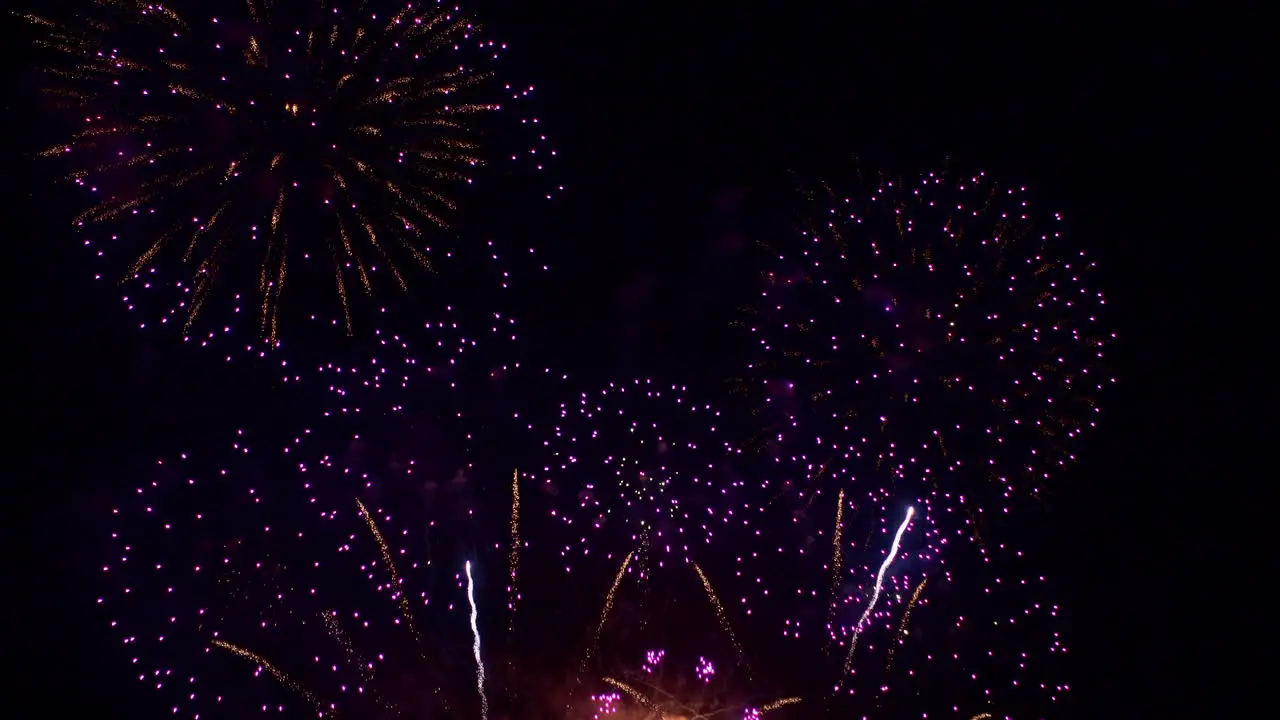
{"left": 738, "top": 167, "right": 1114, "bottom": 509}
{"left": 103, "top": 391, "right": 1072, "bottom": 720}
{"left": 712, "top": 167, "right": 1100, "bottom": 716}
{"left": 25, "top": 0, "right": 558, "bottom": 347}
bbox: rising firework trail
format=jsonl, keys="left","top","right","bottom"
{"left": 840, "top": 506, "right": 915, "bottom": 682}
{"left": 465, "top": 560, "right": 488, "bottom": 720}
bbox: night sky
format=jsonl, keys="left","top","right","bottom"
{"left": 4, "top": 2, "right": 1258, "bottom": 718}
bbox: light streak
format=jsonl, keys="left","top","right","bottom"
{"left": 760, "top": 696, "right": 802, "bottom": 713}
{"left": 694, "top": 563, "right": 749, "bottom": 676}
{"left": 571, "top": 551, "right": 634, "bottom": 708}
{"left": 840, "top": 505, "right": 915, "bottom": 680}
{"left": 885, "top": 576, "right": 929, "bottom": 679}
{"left": 602, "top": 677, "right": 657, "bottom": 710}
{"left": 590, "top": 551, "right": 634, "bottom": 659}
{"left": 465, "top": 560, "right": 488, "bottom": 720}
{"left": 508, "top": 468, "right": 521, "bottom": 632}
{"left": 356, "top": 498, "right": 423, "bottom": 647}
{"left": 212, "top": 639, "right": 326, "bottom": 715}
{"left": 825, "top": 488, "right": 846, "bottom": 643}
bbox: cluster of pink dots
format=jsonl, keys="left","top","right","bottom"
{"left": 696, "top": 656, "right": 716, "bottom": 683}
{"left": 590, "top": 692, "right": 621, "bottom": 718}
{"left": 642, "top": 648, "right": 665, "bottom": 673}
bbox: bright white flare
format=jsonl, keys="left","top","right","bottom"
{"left": 465, "top": 561, "right": 488, "bottom": 720}
{"left": 841, "top": 505, "right": 915, "bottom": 679}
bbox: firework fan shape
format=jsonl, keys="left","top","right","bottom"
{"left": 101, "top": 437, "right": 517, "bottom": 720}
{"left": 26, "top": 0, "right": 557, "bottom": 346}
{"left": 739, "top": 168, "right": 1114, "bottom": 508}
{"left": 525, "top": 378, "right": 765, "bottom": 580}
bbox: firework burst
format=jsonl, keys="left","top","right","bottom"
{"left": 27, "top": 0, "right": 557, "bottom": 343}
{"left": 738, "top": 167, "right": 1113, "bottom": 508}
{"left": 712, "top": 167, "right": 1106, "bottom": 714}
{"left": 101, "top": 409, "right": 1071, "bottom": 720}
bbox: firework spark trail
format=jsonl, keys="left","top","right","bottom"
{"left": 356, "top": 498, "right": 424, "bottom": 648}
{"left": 212, "top": 639, "right": 328, "bottom": 715}
{"left": 884, "top": 577, "right": 928, "bottom": 679}
{"left": 602, "top": 677, "right": 658, "bottom": 711}
{"left": 760, "top": 696, "right": 803, "bottom": 713}
{"left": 693, "top": 563, "right": 750, "bottom": 676}
{"left": 590, "top": 551, "right": 634, "bottom": 659}
{"left": 840, "top": 505, "right": 916, "bottom": 681}
{"left": 321, "top": 609, "right": 398, "bottom": 712}
{"left": 825, "top": 489, "right": 846, "bottom": 644}
{"left": 508, "top": 468, "right": 521, "bottom": 632}
{"left": 570, "top": 551, "right": 634, "bottom": 707}
{"left": 465, "top": 561, "right": 488, "bottom": 720}
{"left": 323, "top": 609, "right": 374, "bottom": 683}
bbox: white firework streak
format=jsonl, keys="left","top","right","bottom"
{"left": 840, "top": 505, "right": 915, "bottom": 681}
{"left": 465, "top": 561, "right": 489, "bottom": 720}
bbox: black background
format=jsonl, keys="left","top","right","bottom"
{"left": 4, "top": 1, "right": 1259, "bottom": 717}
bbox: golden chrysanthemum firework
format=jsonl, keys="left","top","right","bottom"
{"left": 26, "top": 0, "right": 554, "bottom": 341}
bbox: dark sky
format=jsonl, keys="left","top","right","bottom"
{"left": 4, "top": 1, "right": 1259, "bottom": 718}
